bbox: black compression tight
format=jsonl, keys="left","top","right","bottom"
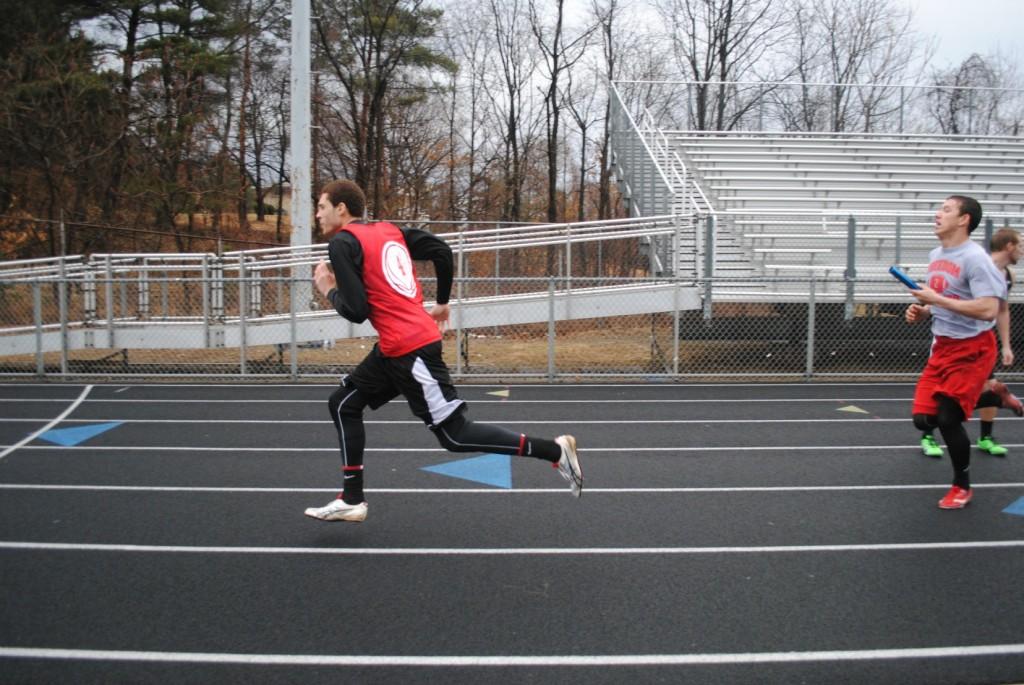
{"left": 328, "top": 383, "right": 370, "bottom": 503}
{"left": 432, "top": 411, "right": 561, "bottom": 462}
{"left": 328, "top": 384, "right": 562, "bottom": 505}
{"left": 913, "top": 395, "right": 971, "bottom": 489}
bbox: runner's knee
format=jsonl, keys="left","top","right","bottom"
{"left": 913, "top": 413, "right": 936, "bottom": 432}
{"left": 328, "top": 380, "right": 364, "bottom": 421}
{"left": 432, "top": 412, "right": 467, "bottom": 451}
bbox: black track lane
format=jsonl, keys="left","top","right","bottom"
{"left": 1, "top": 382, "right": 1023, "bottom": 685}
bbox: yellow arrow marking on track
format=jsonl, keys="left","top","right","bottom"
{"left": 487, "top": 389, "right": 510, "bottom": 398}
{"left": 837, "top": 405, "right": 869, "bottom": 414}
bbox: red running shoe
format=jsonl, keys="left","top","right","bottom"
{"left": 990, "top": 380, "right": 1024, "bottom": 417}
{"left": 938, "top": 486, "right": 973, "bottom": 509}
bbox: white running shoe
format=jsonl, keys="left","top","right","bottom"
{"left": 555, "top": 435, "right": 583, "bottom": 498}
{"left": 304, "top": 498, "right": 368, "bottom": 522}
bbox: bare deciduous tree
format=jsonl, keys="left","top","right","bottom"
{"left": 314, "top": 0, "right": 454, "bottom": 216}
{"left": 485, "top": 0, "right": 540, "bottom": 223}
{"left": 654, "top": 0, "right": 787, "bottom": 130}
{"left": 772, "top": 0, "right": 929, "bottom": 132}
{"left": 529, "top": 0, "right": 594, "bottom": 224}
{"left": 928, "top": 52, "right": 1024, "bottom": 136}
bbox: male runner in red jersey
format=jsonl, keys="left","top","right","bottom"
{"left": 304, "top": 180, "right": 582, "bottom": 522}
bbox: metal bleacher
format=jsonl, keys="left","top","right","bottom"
{"left": 675, "top": 131, "right": 1024, "bottom": 296}
{"left": 607, "top": 79, "right": 1024, "bottom": 300}
{"left": 679, "top": 131, "right": 1024, "bottom": 211}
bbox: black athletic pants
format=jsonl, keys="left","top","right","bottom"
{"left": 327, "top": 342, "right": 562, "bottom": 503}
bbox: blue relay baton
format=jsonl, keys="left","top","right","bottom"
{"left": 888, "top": 265, "right": 921, "bottom": 290}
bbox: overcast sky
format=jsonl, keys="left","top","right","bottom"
{"left": 907, "top": 0, "right": 1024, "bottom": 67}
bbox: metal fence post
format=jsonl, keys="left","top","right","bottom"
{"left": 648, "top": 232, "right": 657, "bottom": 275}
{"left": 33, "top": 282, "right": 44, "bottom": 376}
{"left": 805, "top": 277, "right": 816, "bottom": 379}
{"left": 672, "top": 278, "right": 681, "bottom": 376}
{"left": 83, "top": 269, "right": 96, "bottom": 322}
{"left": 895, "top": 215, "right": 903, "bottom": 266}
{"left": 565, "top": 223, "right": 572, "bottom": 293}
{"left": 845, "top": 215, "right": 856, "bottom": 322}
{"left": 758, "top": 83, "right": 764, "bottom": 130}
{"left": 984, "top": 218, "right": 994, "bottom": 252}
{"left": 547, "top": 277, "right": 556, "bottom": 380}
{"left": 138, "top": 263, "right": 150, "bottom": 319}
{"left": 276, "top": 268, "right": 284, "bottom": 316}
{"left": 58, "top": 256, "right": 67, "bottom": 376}
{"left": 674, "top": 215, "right": 682, "bottom": 278}
{"left": 239, "top": 258, "right": 248, "bottom": 376}
{"left": 493, "top": 243, "right": 501, "bottom": 337}
{"left": 161, "top": 270, "right": 169, "bottom": 318}
{"left": 687, "top": 82, "right": 693, "bottom": 128}
{"left": 105, "top": 256, "right": 114, "bottom": 349}
{"left": 212, "top": 257, "right": 224, "bottom": 321}
{"left": 967, "top": 89, "right": 974, "bottom": 135}
{"left": 494, "top": 243, "right": 500, "bottom": 301}
{"left": 119, "top": 277, "right": 128, "bottom": 323}
{"left": 289, "top": 275, "right": 298, "bottom": 380}
{"left": 703, "top": 215, "right": 715, "bottom": 320}
{"left": 250, "top": 271, "right": 262, "bottom": 317}
{"left": 455, "top": 231, "right": 464, "bottom": 375}
{"left": 57, "top": 215, "right": 68, "bottom": 376}
{"left": 898, "top": 86, "right": 905, "bottom": 133}
{"left": 201, "top": 255, "right": 210, "bottom": 348}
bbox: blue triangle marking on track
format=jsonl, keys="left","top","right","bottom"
{"left": 421, "top": 453, "right": 512, "bottom": 489}
{"left": 37, "top": 421, "right": 123, "bottom": 447}
{"left": 1002, "top": 496, "right": 1024, "bottom": 517}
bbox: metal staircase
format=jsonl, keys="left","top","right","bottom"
{"left": 608, "top": 82, "right": 758, "bottom": 284}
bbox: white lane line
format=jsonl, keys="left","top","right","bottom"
{"left": 0, "top": 417, "right": 925, "bottom": 424}
{"left": 1, "top": 643, "right": 1023, "bottom": 666}
{"left": 0, "top": 386, "right": 93, "bottom": 461}
{"left": 1, "top": 483, "right": 1023, "bottom": 494}
{"left": 0, "top": 397, "right": 914, "bottom": 404}
{"left": 0, "top": 381, "right": 920, "bottom": 389}
{"left": 0, "top": 444, "right": 1010, "bottom": 453}
{"left": 2, "top": 540, "right": 1024, "bottom": 555}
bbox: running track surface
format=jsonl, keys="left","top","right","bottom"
{"left": 1, "top": 382, "right": 1023, "bottom": 685}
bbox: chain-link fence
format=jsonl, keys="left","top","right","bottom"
{"left": 3, "top": 271, "right": 1023, "bottom": 381}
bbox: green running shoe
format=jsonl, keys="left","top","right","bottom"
{"left": 920, "top": 434, "right": 943, "bottom": 457}
{"left": 977, "top": 436, "right": 1008, "bottom": 456}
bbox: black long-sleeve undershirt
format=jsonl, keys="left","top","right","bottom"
{"left": 325, "top": 224, "right": 454, "bottom": 323}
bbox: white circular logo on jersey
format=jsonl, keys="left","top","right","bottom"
{"left": 381, "top": 240, "right": 418, "bottom": 298}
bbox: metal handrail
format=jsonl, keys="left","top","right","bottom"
{"left": 0, "top": 214, "right": 687, "bottom": 281}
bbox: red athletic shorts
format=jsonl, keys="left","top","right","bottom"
{"left": 912, "top": 330, "right": 997, "bottom": 419}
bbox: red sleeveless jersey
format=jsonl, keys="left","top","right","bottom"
{"left": 341, "top": 222, "right": 441, "bottom": 357}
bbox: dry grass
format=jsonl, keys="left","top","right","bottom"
{"left": 0, "top": 320, "right": 673, "bottom": 375}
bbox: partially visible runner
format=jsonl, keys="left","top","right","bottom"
{"left": 905, "top": 196, "right": 1009, "bottom": 509}
{"left": 304, "top": 179, "right": 583, "bottom": 523}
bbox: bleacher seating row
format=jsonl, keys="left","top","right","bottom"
{"left": 674, "top": 131, "right": 1024, "bottom": 211}
{"left": 664, "top": 131, "right": 1024, "bottom": 296}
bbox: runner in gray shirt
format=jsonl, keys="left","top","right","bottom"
{"left": 905, "top": 196, "right": 1012, "bottom": 509}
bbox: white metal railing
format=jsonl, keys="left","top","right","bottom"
{"left": 608, "top": 81, "right": 718, "bottom": 279}
{"left": 0, "top": 215, "right": 691, "bottom": 283}
{"left": 0, "top": 215, "right": 702, "bottom": 348}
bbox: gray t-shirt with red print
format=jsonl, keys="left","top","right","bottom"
{"left": 926, "top": 240, "right": 1007, "bottom": 339}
